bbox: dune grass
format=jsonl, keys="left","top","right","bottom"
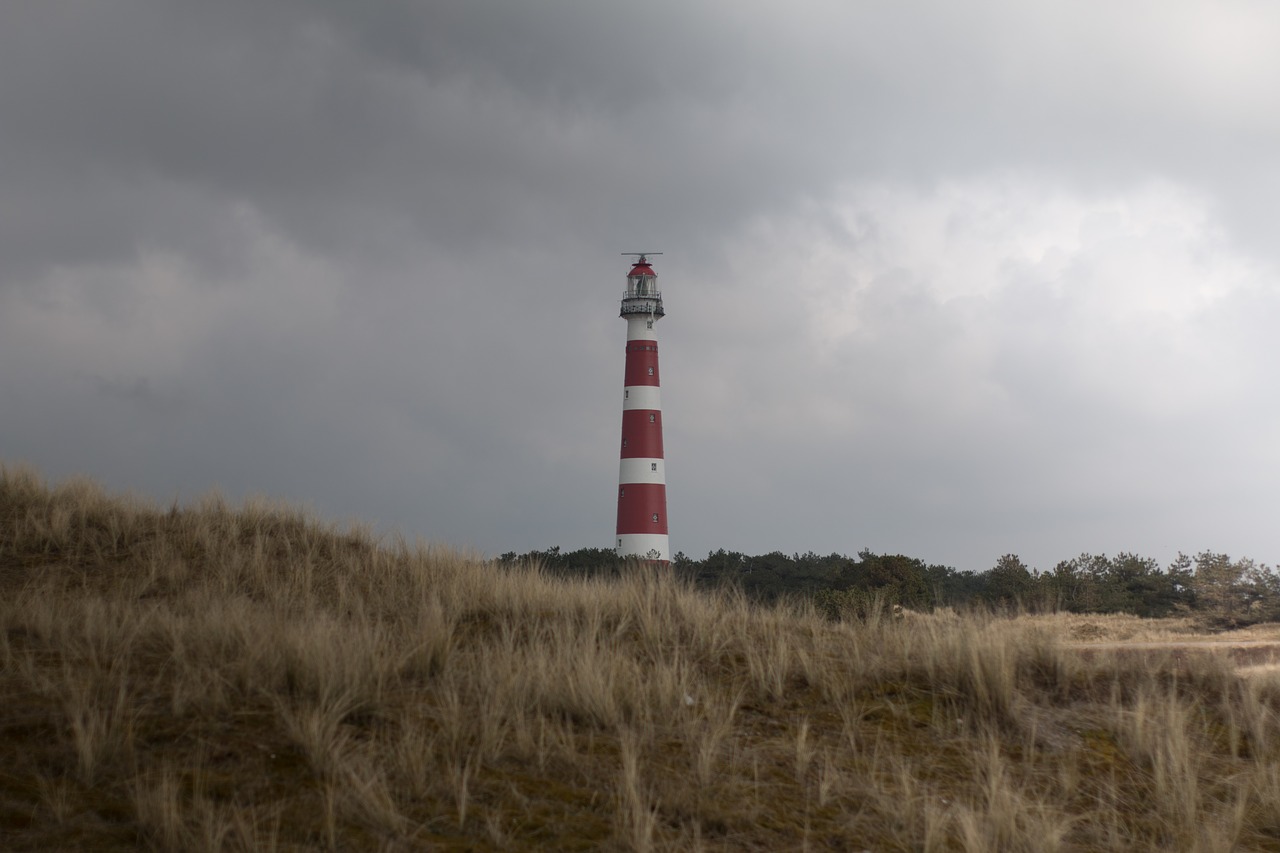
{"left": 4, "top": 464, "right": 1280, "bottom": 850}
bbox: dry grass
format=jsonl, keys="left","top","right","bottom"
{"left": 5, "top": 464, "right": 1280, "bottom": 850}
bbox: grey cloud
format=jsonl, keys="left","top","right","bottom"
{"left": 2, "top": 0, "right": 1278, "bottom": 572}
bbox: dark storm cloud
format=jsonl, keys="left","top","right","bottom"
{"left": 2, "top": 0, "right": 1278, "bottom": 570}
{"left": 1, "top": 0, "right": 768, "bottom": 277}
{"left": 7, "top": 0, "right": 1276, "bottom": 280}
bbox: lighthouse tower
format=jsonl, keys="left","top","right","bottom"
{"left": 616, "top": 253, "right": 669, "bottom": 563}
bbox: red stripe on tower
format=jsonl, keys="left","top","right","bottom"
{"left": 616, "top": 253, "right": 669, "bottom": 564}
{"left": 619, "top": 410, "right": 663, "bottom": 458}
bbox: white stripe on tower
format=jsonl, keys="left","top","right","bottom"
{"left": 616, "top": 254, "right": 669, "bottom": 564}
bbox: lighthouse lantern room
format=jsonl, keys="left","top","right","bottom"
{"left": 616, "top": 253, "right": 669, "bottom": 563}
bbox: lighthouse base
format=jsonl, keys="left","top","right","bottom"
{"left": 616, "top": 533, "right": 670, "bottom": 563}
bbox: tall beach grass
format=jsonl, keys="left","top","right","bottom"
{"left": 4, "top": 464, "right": 1280, "bottom": 850}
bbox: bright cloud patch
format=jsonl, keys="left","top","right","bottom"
{"left": 665, "top": 177, "right": 1280, "bottom": 569}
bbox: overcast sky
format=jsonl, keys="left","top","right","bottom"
{"left": 3, "top": 0, "right": 1278, "bottom": 572}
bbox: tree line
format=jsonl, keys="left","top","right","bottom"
{"left": 496, "top": 547, "right": 1280, "bottom": 626}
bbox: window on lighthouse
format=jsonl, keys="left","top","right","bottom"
{"left": 651, "top": 463, "right": 657, "bottom": 472}
{"left": 652, "top": 513, "right": 659, "bottom": 523}
{"left": 648, "top": 413, "right": 655, "bottom": 423}
{"left": 624, "top": 390, "right": 629, "bottom": 399}
{"left": 647, "top": 367, "right": 654, "bottom": 375}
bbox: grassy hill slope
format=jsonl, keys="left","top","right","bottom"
{"left": 3, "top": 465, "right": 1280, "bottom": 850}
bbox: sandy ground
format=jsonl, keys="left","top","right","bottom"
{"left": 1062, "top": 638, "right": 1280, "bottom": 676}
{"left": 1015, "top": 613, "right": 1280, "bottom": 676}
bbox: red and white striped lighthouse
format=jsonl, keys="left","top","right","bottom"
{"left": 616, "top": 253, "right": 669, "bottom": 562}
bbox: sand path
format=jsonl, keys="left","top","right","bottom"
{"left": 1064, "top": 639, "right": 1280, "bottom": 675}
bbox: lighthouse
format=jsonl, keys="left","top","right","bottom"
{"left": 616, "top": 253, "right": 669, "bottom": 563}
